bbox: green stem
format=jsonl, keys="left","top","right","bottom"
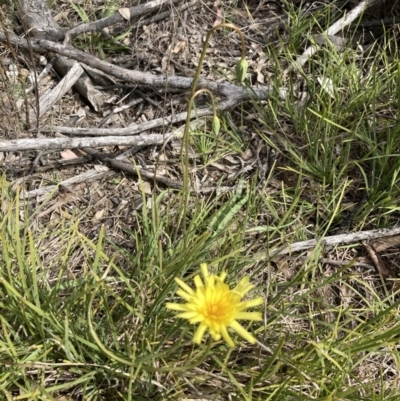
{"left": 180, "top": 23, "right": 246, "bottom": 236}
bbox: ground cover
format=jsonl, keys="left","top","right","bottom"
{"left": 1, "top": 0, "right": 400, "bottom": 399}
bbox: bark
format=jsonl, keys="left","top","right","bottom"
{"left": 0, "top": 133, "right": 174, "bottom": 152}
{"left": 18, "top": 0, "right": 110, "bottom": 112}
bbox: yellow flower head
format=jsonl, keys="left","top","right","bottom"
{"left": 166, "top": 263, "right": 263, "bottom": 347}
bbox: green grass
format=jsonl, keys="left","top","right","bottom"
{"left": 2, "top": 1, "right": 400, "bottom": 400}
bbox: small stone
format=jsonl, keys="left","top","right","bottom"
{"left": 241, "top": 149, "right": 253, "bottom": 161}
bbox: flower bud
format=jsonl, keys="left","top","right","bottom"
{"left": 236, "top": 58, "right": 248, "bottom": 83}
{"left": 212, "top": 115, "right": 220, "bottom": 136}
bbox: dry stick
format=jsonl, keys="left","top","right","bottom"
{"left": 0, "top": 99, "right": 239, "bottom": 152}
{"left": 39, "top": 97, "right": 239, "bottom": 136}
{"left": 105, "top": 158, "right": 183, "bottom": 189}
{"left": 19, "top": 169, "right": 117, "bottom": 199}
{"left": 0, "top": 30, "right": 281, "bottom": 103}
{"left": 98, "top": 1, "right": 197, "bottom": 59}
{"left": 131, "top": 0, "right": 198, "bottom": 31}
{"left": 264, "top": 226, "right": 400, "bottom": 258}
{"left": 98, "top": 90, "right": 161, "bottom": 128}
{"left": 28, "top": 62, "right": 84, "bottom": 122}
{"left": 0, "top": 28, "right": 285, "bottom": 142}
{"left": 18, "top": 0, "right": 109, "bottom": 112}
{"left": 25, "top": 55, "right": 57, "bottom": 94}
{"left": 17, "top": 0, "right": 40, "bottom": 128}
{"left": 287, "top": 0, "right": 381, "bottom": 72}
{"left": 60, "top": 145, "right": 183, "bottom": 189}
{"left": 0, "top": 133, "right": 175, "bottom": 152}
{"left": 319, "top": 258, "right": 374, "bottom": 269}
{"left": 63, "top": 0, "right": 183, "bottom": 45}
{"left": 34, "top": 156, "right": 94, "bottom": 172}
{"left": 98, "top": 98, "right": 143, "bottom": 128}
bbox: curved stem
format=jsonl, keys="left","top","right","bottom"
{"left": 181, "top": 23, "right": 246, "bottom": 237}
{"left": 190, "top": 23, "right": 246, "bottom": 100}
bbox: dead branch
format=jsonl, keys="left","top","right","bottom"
{"left": 34, "top": 156, "right": 93, "bottom": 172}
{"left": 18, "top": 0, "right": 64, "bottom": 41}
{"left": 319, "top": 258, "right": 374, "bottom": 269}
{"left": 28, "top": 62, "right": 84, "bottom": 122}
{"left": 25, "top": 55, "right": 57, "bottom": 94}
{"left": 0, "top": 133, "right": 175, "bottom": 152}
{"left": 131, "top": 0, "right": 199, "bottom": 31}
{"left": 39, "top": 97, "right": 243, "bottom": 136}
{"left": 287, "top": 0, "right": 382, "bottom": 72}
{"left": 265, "top": 226, "right": 400, "bottom": 258}
{"left": 0, "top": 29, "right": 283, "bottom": 102}
{"left": 105, "top": 158, "right": 183, "bottom": 189}
{"left": 19, "top": 169, "right": 117, "bottom": 199}
{"left": 63, "top": 0, "right": 184, "bottom": 45}
{"left": 18, "top": 0, "right": 110, "bottom": 111}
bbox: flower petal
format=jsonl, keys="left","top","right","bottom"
{"left": 237, "top": 297, "right": 264, "bottom": 309}
{"left": 209, "top": 330, "right": 221, "bottom": 341}
{"left": 176, "top": 311, "right": 200, "bottom": 320}
{"left": 167, "top": 263, "right": 262, "bottom": 348}
{"left": 193, "top": 323, "right": 208, "bottom": 344}
{"left": 175, "top": 277, "right": 195, "bottom": 295}
{"left": 234, "top": 311, "right": 263, "bottom": 321}
{"left": 166, "top": 302, "right": 190, "bottom": 311}
{"left": 188, "top": 315, "right": 205, "bottom": 324}
{"left": 234, "top": 277, "right": 254, "bottom": 296}
{"left": 219, "top": 271, "right": 227, "bottom": 282}
{"left": 220, "top": 325, "right": 235, "bottom": 347}
{"left": 176, "top": 289, "right": 193, "bottom": 302}
{"left": 194, "top": 274, "right": 204, "bottom": 289}
{"left": 229, "top": 320, "right": 257, "bottom": 344}
{"left": 200, "top": 263, "right": 209, "bottom": 280}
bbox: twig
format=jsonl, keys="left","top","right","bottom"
{"left": 34, "top": 156, "right": 93, "bottom": 172}
{"left": 265, "top": 226, "right": 400, "bottom": 258}
{"left": 134, "top": 89, "right": 163, "bottom": 111}
{"left": 105, "top": 158, "right": 183, "bottom": 189}
{"left": 37, "top": 91, "right": 288, "bottom": 138}
{"left": 0, "top": 133, "right": 175, "bottom": 152}
{"left": 25, "top": 55, "right": 57, "bottom": 94}
{"left": 98, "top": 97, "right": 143, "bottom": 128}
{"left": 63, "top": 0, "right": 183, "bottom": 45}
{"left": 39, "top": 98, "right": 240, "bottom": 136}
{"left": 19, "top": 169, "right": 117, "bottom": 199}
{"left": 0, "top": 30, "right": 286, "bottom": 103}
{"left": 131, "top": 0, "right": 198, "bottom": 31}
{"left": 28, "top": 150, "right": 43, "bottom": 175}
{"left": 18, "top": 0, "right": 112, "bottom": 111}
{"left": 319, "top": 258, "right": 374, "bottom": 269}
{"left": 287, "top": 0, "right": 381, "bottom": 72}
{"left": 28, "top": 62, "right": 84, "bottom": 122}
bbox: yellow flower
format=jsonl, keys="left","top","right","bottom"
{"left": 166, "top": 263, "right": 263, "bottom": 347}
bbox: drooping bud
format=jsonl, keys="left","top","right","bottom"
{"left": 235, "top": 58, "right": 248, "bottom": 83}
{"left": 212, "top": 115, "right": 220, "bottom": 136}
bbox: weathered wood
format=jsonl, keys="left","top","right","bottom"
{"left": 63, "top": 0, "right": 182, "bottom": 45}
{"left": 18, "top": 0, "right": 109, "bottom": 112}
{"left": 288, "top": 0, "right": 383, "bottom": 71}
{"left": 19, "top": 169, "right": 117, "bottom": 199}
{"left": 29, "top": 62, "right": 84, "bottom": 121}
{"left": 38, "top": 97, "right": 243, "bottom": 136}
{"left": 264, "top": 227, "right": 400, "bottom": 258}
{"left": 0, "top": 29, "right": 286, "bottom": 101}
{"left": 0, "top": 133, "right": 174, "bottom": 152}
